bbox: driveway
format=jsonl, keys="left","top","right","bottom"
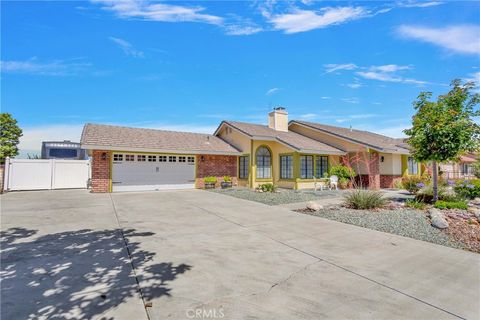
{"left": 1, "top": 190, "right": 479, "bottom": 320}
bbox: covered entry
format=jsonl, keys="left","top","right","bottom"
{"left": 111, "top": 153, "right": 195, "bottom": 192}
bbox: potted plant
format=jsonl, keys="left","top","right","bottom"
{"left": 204, "top": 176, "right": 217, "bottom": 189}
{"left": 221, "top": 176, "right": 232, "bottom": 189}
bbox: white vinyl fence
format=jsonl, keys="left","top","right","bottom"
{"left": 3, "top": 158, "right": 91, "bottom": 191}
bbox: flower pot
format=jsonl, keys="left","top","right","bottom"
{"left": 204, "top": 182, "right": 216, "bottom": 189}
{"left": 221, "top": 181, "right": 232, "bottom": 189}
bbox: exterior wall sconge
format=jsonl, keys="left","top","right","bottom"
{"left": 381, "top": 156, "right": 385, "bottom": 162}
{"left": 200, "top": 155, "right": 205, "bottom": 162}
{"left": 101, "top": 152, "right": 107, "bottom": 161}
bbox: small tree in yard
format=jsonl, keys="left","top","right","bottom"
{"left": 0, "top": 113, "right": 23, "bottom": 164}
{"left": 404, "top": 80, "right": 480, "bottom": 202}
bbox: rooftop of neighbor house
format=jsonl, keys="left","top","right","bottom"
{"left": 290, "top": 120, "right": 411, "bottom": 154}
{"left": 217, "top": 120, "right": 345, "bottom": 154}
{"left": 80, "top": 123, "right": 241, "bottom": 155}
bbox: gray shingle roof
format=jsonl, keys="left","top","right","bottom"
{"left": 290, "top": 120, "right": 410, "bottom": 153}
{"left": 221, "top": 121, "right": 345, "bottom": 154}
{"left": 81, "top": 123, "right": 241, "bottom": 155}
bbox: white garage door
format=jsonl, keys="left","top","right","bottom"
{"left": 112, "top": 154, "right": 195, "bottom": 192}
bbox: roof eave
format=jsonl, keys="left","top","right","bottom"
{"left": 80, "top": 144, "right": 242, "bottom": 156}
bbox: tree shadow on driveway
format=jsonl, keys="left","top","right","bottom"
{"left": 1, "top": 227, "right": 191, "bottom": 320}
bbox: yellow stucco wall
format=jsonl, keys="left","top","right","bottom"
{"left": 218, "top": 126, "right": 251, "bottom": 152}
{"left": 379, "top": 153, "right": 403, "bottom": 175}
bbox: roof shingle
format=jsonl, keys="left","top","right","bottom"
{"left": 291, "top": 120, "right": 410, "bottom": 153}
{"left": 222, "top": 121, "right": 345, "bottom": 154}
{"left": 81, "top": 123, "right": 241, "bottom": 154}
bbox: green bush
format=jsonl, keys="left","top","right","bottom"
{"left": 415, "top": 184, "right": 459, "bottom": 203}
{"left": 222, "top": 175, "right": 232, "bottom": 182}
{"left": 204, "top": 176, "right": 217, "bottom": 184}
{"left": 434, "top": 200, "right": 468, "bottom": 210}
{"left": 405, "top": 199, "right": 426, "bottom": 210}
{"left": 454, "top": 179, "right": 480, "bottom": 199}
{"left": 343, "top": 189, "right": 387, "bottom": 210}
{"left": 402, "top": 175, "right": 425, "bottom": 194}
{"left": 329, "top": 165, "right": 356, "bottom": 180}
{"left": 259, "top": 183, "right": 276, "bottom": 193}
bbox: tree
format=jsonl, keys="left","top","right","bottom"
{"left": 404, "top": 79, "right": 480, "bottom": 202}
{"left": 0, "top": 113, "right": 23, "bottom": 163}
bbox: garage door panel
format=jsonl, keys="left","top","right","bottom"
{"left": 112, "top": 155, "right": 195, "bottom": 192}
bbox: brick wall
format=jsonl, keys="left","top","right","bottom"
{"left": 91, "top": 150, "right": 110, "bottom": 193}
{"left": 368, "top": 152, "right": 380, "bottom": 190}
{"left": 380, "top": 175, "right": 402, "bottom": 189}
{"left": 196, "top": 154, "right": 238, "bottom": 188}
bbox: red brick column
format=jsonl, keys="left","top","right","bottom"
{"left": 196, "top": 154, "right": 237, "bottom": 188}
{"left": 369, "top": 152, "right": 380, "bottom": 190}
{"left": 91, "top": 150, "right": 111, "bottom": 193}
{"left": 380, "top": 175, "right": 402, "bottom": 188}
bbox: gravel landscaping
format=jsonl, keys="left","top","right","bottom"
{"left": 210, "top": 188, "right": 345, "bottom": 205}
{"left": 297, "top": 207, "right": 467, "bottom": 251}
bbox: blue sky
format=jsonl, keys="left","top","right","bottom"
{"left": 2, "top": 0, "right": 479, "bottom": 156}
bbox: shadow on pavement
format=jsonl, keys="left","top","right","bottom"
{"left": 1, "top": 227, "right": 191, "bottom": 320}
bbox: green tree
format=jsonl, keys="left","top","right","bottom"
{"left": 404, "top": 80, "right": 480, "bottom": 202}
{"left": 0, "top": 113, "right": 23, "bottom": 163}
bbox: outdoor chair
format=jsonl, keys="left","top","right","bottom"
{"left": 329, "top": 175, "right": 339, "bottom": 190}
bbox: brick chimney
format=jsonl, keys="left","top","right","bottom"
{"left": 268, "top": 107, "right": 288, "bottom": 132}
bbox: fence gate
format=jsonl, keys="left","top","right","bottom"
{"left": 3, "top": 158, "right": 91, "bottom": 191}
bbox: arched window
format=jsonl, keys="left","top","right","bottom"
{"left": 256, "top": 146, "right": 271, "bottom": 179}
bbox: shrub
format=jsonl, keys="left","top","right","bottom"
{"left": 259, "top": 183, "right": 276, "bottom": 193}
{"left": 343, "top": 189, "right": 387, "bottom": 210}
{"left": 222, "top": 175, "right": 231, "bottom": 182}
{"left": 329, "top": 165, "right": 356, "bottom": 180}
{"left": 454, "top": 179, "right": 480, "bottom": 199}
{"left": 405, "top": 199, "right": 426, "bottom": 210}
{"left": 204, "top": 176, "right": 217, "bottom": 184}
{"left": 338, "top": 178, "right": 349, "bottom": 189}
{"left": 393, "top": 179, "right": 404, "bottom": 189}
{"left": 402, "top": 175, "right": 425, "bottom": 194}
{"left": 415, "top": 184, "right": 459, "bottom": 203}
{"left": 434, "top": 200, "right": 468, "bottom": 210}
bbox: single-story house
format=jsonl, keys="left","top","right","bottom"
{"left": 440, "top": 154, "right": 477, "bottom": 180}
{"left": 81, "top": 108, "right": 423, "bottom": 192}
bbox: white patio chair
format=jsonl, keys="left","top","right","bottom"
{"left": 313, "top": 176, "right": 327, "bottom": 192}
{"left": 329, "top": 175, "right": 338, "bottom": 190}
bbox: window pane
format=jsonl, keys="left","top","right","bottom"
{"left": 256, "top": 147, "right": 271, "bottom": 179}
{"left": 280, "top": 155, "right": 293, "bottom": 179}
{"left": 315, "top": 156, "right": 328, "bottom": 178}
{"left": 300, "top": 156, "right": 313, "bottom": 179}
{"left": 49, "top": 148, "right": 77, "bottom": 158}
{"left": 239, "top": 156, "right": 249, "bottom": 179}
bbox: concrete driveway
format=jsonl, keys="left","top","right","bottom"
{"left": 1, "top": 190, "right": 479, "bottom": 320}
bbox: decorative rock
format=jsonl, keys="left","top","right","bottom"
{"left": 428, "top": 208, "right": 449, "bottom": 229}
{"left": 306, "top": 201, "right": 323, "bottom": 211}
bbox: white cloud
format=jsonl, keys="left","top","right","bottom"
{"left": 369, "top": 125, "right": 410, "bottom": 138}
{"left": 356, "top": 71, "right": 426, "bottom": 85}
{"left": 266, "top": 87, "right": 281, "bottom": 95}
{"left": 335, "top": 114, "right": 378, "bottom": 123}
{"left": 370, "top": 64, "right": 411, "bottom": 72}
{"left": 109, "top": 37, "right": 144, "bottom": 58}
{"left": 93, "top": 0, "right": 223, "bottom": 25}
{"left": 401, "top": 1, "right": 443, "bottom": 8}
{"left": 321, "top": 96, "right": 331, "bottom": 99}
{"left": 346, "top": 83, "right": 363, "bottom": 89}
{"left": 465, "top": 71, "right": 480, "bottom": 84}
{"left": 324, "top": 63, "right": 358, "bottom": 74}
{"left": 299, "top": 113, "right": 318, "bottom": 120}
{"left": 341, "top": 97, "right": 360, "bottom": 104}
{"left": 224, "top": 25, "right": 263, "bottom": 35}
{"left": 1, "top": 58, "right": 91, "bottom": 76}
{"left": 397, "top": 25, "right": 480, "bottom": 55}
{"left": 270, "top": 6, "right": 368, "bottom": 34}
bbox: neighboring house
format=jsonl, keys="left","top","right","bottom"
{"left": 80, "top": 108, "right": 422, "bottom": 193}
{"left": 440, "top": 154, "right": 477, "bottom": 180}
{"left": 41, "top": 141, "right": 87, "bottom": 160}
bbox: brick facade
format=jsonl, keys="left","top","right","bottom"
{"left": 91, "top": 150, "right": 111, "bottom": 193}
{"left": 380, "top": 175, "right": 402, "bottom": 189}
{"left": 368, "top": 152, "right": 380, "bottom": 190}
{"left": 196, "top": 154, "right": 238, "bottom": 188}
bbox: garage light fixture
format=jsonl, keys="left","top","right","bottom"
{"left": 101, "top": 152, "right": 107, "bottom": 161}
{"left": 200, "top": 156, "right": 205, "bottom": 162}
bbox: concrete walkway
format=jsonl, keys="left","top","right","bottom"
{"left": 1, "top": 189, "right": 478, "bottom": 320}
